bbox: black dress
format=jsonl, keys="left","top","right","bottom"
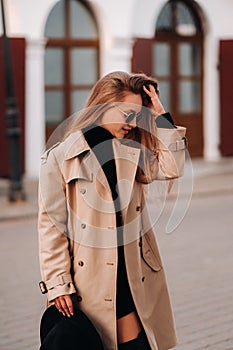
{"left": 82, "top": 125, "right": 136, "bottom": 319}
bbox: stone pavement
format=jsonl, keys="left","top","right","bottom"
{"left": 0, "top": 156, "right": 233, "bottom": 350}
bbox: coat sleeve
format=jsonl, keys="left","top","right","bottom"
{"left": 136, "top": 112, "right": 187, "bottom": 183}
{"left": 38, "top": 147, "right": 76, "bottom": 302}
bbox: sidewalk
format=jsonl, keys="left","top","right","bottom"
{"left": 0, "top": 176, "right": 39, "bottom": 221}
{"left": 0, "top": 157, "right": 233, "bottom": 221}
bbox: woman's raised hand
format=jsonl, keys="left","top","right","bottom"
{"left": 143, "top": 84, "right": 165, "bottom": 116}
{"left": 54, "top": 294, "right": 74, "bottom": 317}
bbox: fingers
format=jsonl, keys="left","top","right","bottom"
{"left": 64, "top": 295, "right": 74, "bottom": 316}
{"left": 143, "top": 84, "right": 156, "bottom": 96}
{"left": 143, "top": 85, "right": 165, "bottom": 115}
{"left": 54, "top": 295, "right": 74, "bottom": 317}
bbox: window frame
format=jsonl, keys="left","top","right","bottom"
{"left": 44, "top": 0, "right": 100, "bottom": 137}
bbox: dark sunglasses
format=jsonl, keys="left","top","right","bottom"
{"left": 117, "top": 107, "right": 142, "bottom": 124}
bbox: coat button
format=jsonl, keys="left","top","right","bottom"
{"left": 77, "top": 295, "right": 82, "bottom": 302}
{"left": 142, "top": 276, "right": 145, "bottom": 282}
{"left": 80, "top": 188, "right": 86, "bottom": 194}
{"left": 81, "top": 223, "right": 86, "bottom": 229}
{"left": 136, "top": 206, "right": 141, "bottom": 212}
{"left": 78, "top": 261, "right": 84, "bottom": 266}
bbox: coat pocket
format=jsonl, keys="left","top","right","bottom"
{"left": 140, "top": 234, "right": 162, "bottom": 272}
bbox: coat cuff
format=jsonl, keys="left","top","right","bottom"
{"left": 156, "top": 126, "right": 187, "bottom": 179}
{"left": 156, "top": 126, "right": 187, "bottom": 150}
{"left": 39, "top": 274, "right": 76, "bottom": 302}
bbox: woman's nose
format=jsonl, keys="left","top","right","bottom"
{"left": 128, "top": 116, "right": 137, "bottom": 128}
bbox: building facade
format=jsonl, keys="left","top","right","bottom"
{"left": 0, "top": 0, "right": 233, "bottom": 178}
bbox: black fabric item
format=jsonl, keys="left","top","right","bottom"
{"left": 82, "top": 125, "right": 136, "bottom": 319}
{"left": 155, "top": 112, "right": 176, "bottom": 129}
{"left": 40, "top": 301, "right": 104, "bottom": 350}
{"left": 118, "top": 330, "right": 151, "bottom": 350}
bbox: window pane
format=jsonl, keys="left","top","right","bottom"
{"left": 179, "top": 44, "right": 200, "bottom": 76}
{"left": 158, "top": 81, "right": 170, "bottom": 111}
{"left": 70, "top": 1, "right": 98, "bottom": 39}
{"left": 156, "top": 2, "right": 172, "bottom": 32}
{"left": 179, "top": 81, "right": 200, "bottom": 113}
{"left": 45, "top": 49, "right": 64, "bottom": 85}
{"left": 45, "top": 91, "right": 64, "bottom": 123}
{"left": 72, "top": 90, "right": 91, "bottom": 113}
{"left": 44, "top": 0, "right": 65, "bottom": 38}
{"left": 71, "top": 48, "right": 98, "bottom": 85}
{"left": 153, "top": 43, "right": 170, "bottom": 76}
{"left": 176, "top": 2, "right": 197, "bottom": 36}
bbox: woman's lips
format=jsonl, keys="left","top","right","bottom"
{"left": 122, "top": 127, "right": 131, "bottom": 134}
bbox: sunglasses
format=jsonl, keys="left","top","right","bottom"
{"left": 117, "top": 107, "right": 142, "bottom": 124}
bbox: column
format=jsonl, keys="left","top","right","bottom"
{"left": 25, "top": 38, "right": 46, "bottom": 178}
{"left": 104, "top": 37, "right": 135, "bottom": 74}
{"left": 203, "top": 35, "right": 220, "bottom": 160}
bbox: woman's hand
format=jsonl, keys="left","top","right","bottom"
{"left": 143, "top": 84, "right": 165, "bottom": 116}
{"left": 54, "top": 294, "right": 74, "bottom": 317}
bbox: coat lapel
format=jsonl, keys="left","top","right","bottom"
{"left": 62, "top": 131, "right": 112, "bottom": 194}
{"left": 113, "top": 139, "right": 140, "bottom": 215}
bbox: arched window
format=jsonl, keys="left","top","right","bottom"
{"left": 132, "top": 0, "right": 204, "bottom": 156}
{"left": 155, "top": 0, "right": 204, "bottom": 156}
{"left": 44, "top": 0, "right": 99, "bottom": 139}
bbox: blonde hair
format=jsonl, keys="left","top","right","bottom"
{"left": 65, "top": 71, "right": 160, "bottom": 183}
{"left": 65, "top": 71, "right": 158, "bottom": 134}
{"left": 65, "top": 71, "right": 131, "bottom": 136}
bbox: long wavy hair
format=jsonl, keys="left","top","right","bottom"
{"left": 64, "top": 71, "right": 160, "bottom": 183}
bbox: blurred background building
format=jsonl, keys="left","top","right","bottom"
{"left": 0, "top": 0, "right": 233, "bottom": 179}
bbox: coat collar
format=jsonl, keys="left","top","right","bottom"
{"left": 62, "top": 131, "right": 141, "bottom": 214}
{"left": 64, "top": 131, "right": 91, "bottom": 160}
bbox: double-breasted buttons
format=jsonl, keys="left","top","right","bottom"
{"left": 80, "top": 188, "right": 86, "bottom": 194}
{"left": 81, "top": 223, "right": 86, "bottom": 229}
{"left": 136, "top": 205, "right": 141, "bottom": 212}
{"left": 78, "top": 260, "right": 84, "bottom": 266}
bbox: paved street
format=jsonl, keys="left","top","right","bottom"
{"left": 157, "top": 192, "right": 233, "bottom": 350}
{"left": 0, "top": 158, "right": 233, "bottom": 349}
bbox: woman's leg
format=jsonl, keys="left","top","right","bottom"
{"left": 117, "top": 311, "right": 142, "bottom": 344}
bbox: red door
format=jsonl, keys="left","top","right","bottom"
{"left": 0, "top": 37, "right": 25, "bottom": 177}
{"left": 219, "top": 40, "right": 233, "bottom": 156}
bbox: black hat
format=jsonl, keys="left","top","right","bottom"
{"left": 40, "top": 296, "right": 104, "bottom": 350}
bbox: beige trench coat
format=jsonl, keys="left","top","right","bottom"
{"left": 38, "top": 128, "right": 186, "bottom": 350}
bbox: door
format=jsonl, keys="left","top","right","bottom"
{"left": 0, "top": 38, "right": 25, "bottom": 177}
{"left": 219, "top": 40, "right": 233, "bottom": 156}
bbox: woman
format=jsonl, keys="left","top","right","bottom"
{"left": 38, "top": 71, "right": 186, "bottom": 350}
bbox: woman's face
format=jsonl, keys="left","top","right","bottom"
{"left": 99, "top": 92, "right": 142, "bottom": 139}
